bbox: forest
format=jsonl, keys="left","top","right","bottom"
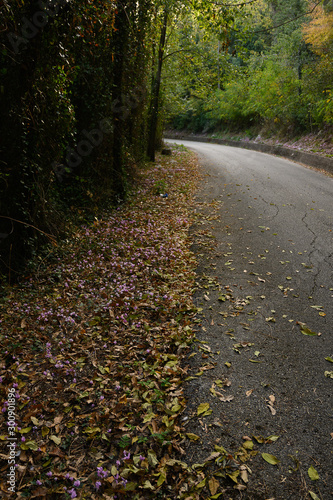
{"left": 165, "top": 0, "right": 333, "bottom": 135}
{"left": 0, "top": 0, "right": 332, "bottom": 280}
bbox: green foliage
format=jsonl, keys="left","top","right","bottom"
{"left": 166, "top": 0, "right": 333, "bottom": 135}
{"left": 0, "top": 0, "right": 156, "bottom": 279}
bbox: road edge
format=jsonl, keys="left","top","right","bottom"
{"left": 164, "top": 133, "right": 333, "bottom": 175}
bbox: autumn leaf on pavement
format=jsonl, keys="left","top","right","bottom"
{"left": 262, "top": 453, "right": 280, "bottom": 465}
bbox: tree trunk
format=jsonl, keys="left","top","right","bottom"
{"left": 147, "top": 8, "right": 168, "bottom": 162}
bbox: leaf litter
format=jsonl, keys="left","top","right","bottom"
{"left": 0, "top": 146, "right": 228, "bottom": 498}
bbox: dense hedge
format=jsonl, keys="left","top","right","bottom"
{"left": 0, "top": 0, "right": 158, "bottom": 281}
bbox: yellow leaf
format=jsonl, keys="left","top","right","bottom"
{"left": 142, "top": 412, "right": 156, "bottom": 423}
{"left": 309, "top": 492, "right": 321, "bottom": 500}
{"left": 156, "top": 471, "right": 166, "bottom": 487}
{"left": 50, "top": 435, "right": 61, "bottom": 445}
{"left": 308, "top": 466, "right": 319, "bottom": 481}
{"left": 262, "top": 453, "right": 280, "bottom": 465}
{"left": 186, "top": 433, "right": 200, "bottom": 441}
{"left": 42, "top": 426, "right": 50, "bottom": 437}
{"left": 197, "top": 403, "right": 210, "bottom": 416}
{"left": 195, "top": 478, "right": 206, "bottom": 489}
{"left": 243, "top": 440, "right": 254, "bottom": 450}
{"left": 19, "top": 427, "right": 31, "bottom": 434}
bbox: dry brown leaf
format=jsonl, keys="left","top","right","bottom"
{"left": 218, "top": 395, "right": 234, "bottom": 402}
{"left": 246, "top": 389, "right": 254, "bottom": 397}
{"left": 209, "top": 477, "right": 220, "bottom": 495}
{"left": 234, "top": 484, "right": 247, "bottom": 490}
{"left": 205, "top": 451, "right": 221, "bottom": 462}
{"left": 240, "top": 466, "right": 249, "bottom": 483}
{"left": 268, "top": 405, "right": 277, "bottom": 416}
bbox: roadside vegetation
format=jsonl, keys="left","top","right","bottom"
{"left": 0, "top": 147, "right": 202, "bottom": 498}
{"left": 165, "top": 0, "right": 333, "bottom": 148}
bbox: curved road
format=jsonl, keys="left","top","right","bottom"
{"left": 168, "top": 140, "right": 333, "bottom": 499}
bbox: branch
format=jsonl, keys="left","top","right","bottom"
{"left": 252, "top": 1, "right": 322, "bottom": 34}
{"left": 207, "top": 1, "right": 259, "bottom": 6}
{"left": 0, "top": 216, "right": 57, "bottom": 243}
{"left": 163, "top": 47, "right": 200, "bottom": 61}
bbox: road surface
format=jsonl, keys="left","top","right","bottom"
{"left": 168, "top": 140, "right": 333, "bottom": 499}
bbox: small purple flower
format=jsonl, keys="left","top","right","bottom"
{"left": 139, "top": 455, "right": 145, "bottom": 461}
{"left": 68, "top": 488, "right": 77, "bottom": 498}
{"left": 46, "top": 471, "right": 52, "bottom": 477}
{"left": 36, "top": 480, "right": 42, "bottom": 486}
{"left": 73, "top": 480, "right": 80, "bottom": 487}
{"left": 97, "top": 466, "right": 108, "bottom": 479}
{"left": 21, "top": 436, "right": 26, "bottom": 442}
{"left": 123, "top": 450, "right": 131, "bottom": 460}
{"left": 95, "top": 480, "right": 102, "bottom": 490}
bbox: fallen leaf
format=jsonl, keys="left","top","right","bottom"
{"left": 197, "top": 403, "right": 211, "bottom": 416}
{"left": 186, "top": 433, "right": 200, "bottom": 441}
{"left": 309, "top": 492, "right": 321, "bottom": 500}
{"left": 218, "top": 395, "right": 234, "bottom": 403}
{"left": 262, "top": 453, "right": 280, "bottom": 465}
{"left": 246, "top": 389, "right": 254, "bottom": 397}
{"left": 266, "top": 435, "right": 279, "bottom": 442}
{"left": 50, "top": 435, "right": 61, "bottom": 445}
{"left": 239, "top": 465, "right": 249, "bottom": 483}
{"left": 208, "top": 477, "right": 220, "bottom": 495}
{"left": 243, "top": 440, "right": 254, "bottom": 450}
{"left": 296, "top": 321, "right": 318, "bottom": 336}
{"left": 308, "top": 466, "right": 319, "bottom": 481}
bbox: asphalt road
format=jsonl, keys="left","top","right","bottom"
{"left": 168, "top": 140, "right": 333, "bottom": 499}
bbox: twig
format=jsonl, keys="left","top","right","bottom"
{"left": 0, "top": 216, "right": 57, "bottom": 243}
